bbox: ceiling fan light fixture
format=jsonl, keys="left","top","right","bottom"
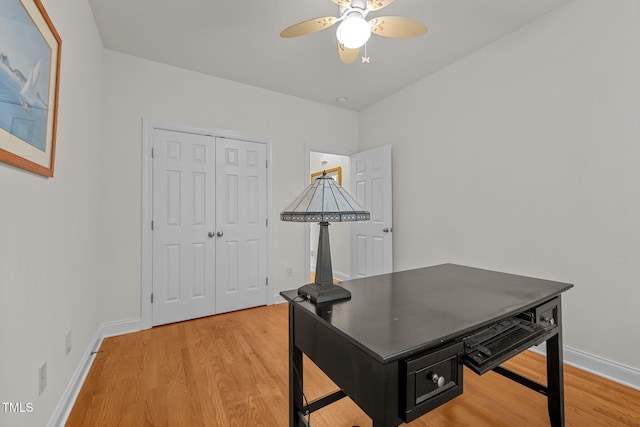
{"left": 336, "top": 13, "right": 371, "bottom": 49}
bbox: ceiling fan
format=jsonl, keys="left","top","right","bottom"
{"left": 280, "top": 0, "right": 427, "bottom": 64}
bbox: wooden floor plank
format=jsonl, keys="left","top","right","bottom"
{"left": 66, "top": 304, "right": 640, "bottom": 426}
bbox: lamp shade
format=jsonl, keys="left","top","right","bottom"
{"left": 280, "top": 172, "right": 370, "bottom": 222}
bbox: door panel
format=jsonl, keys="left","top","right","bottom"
{"left": 350, "top": 145, "right": 393, "bottom": 278}
{"left": 152, "top": 129, "right": 216, "bottom": 326}
{"left": 355, "top": 234, "right": 367, "bottom": 277}
{"left": 372, "top": 236, "right": 386, "bottom": 276}
{"left": 215, "top": 138, "right": 268, "bottom": 314}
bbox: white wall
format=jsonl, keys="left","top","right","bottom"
{"left": 100, "top": 50, "right": 359, "bottom": 323}
{"left": 359, "top": 0, "right": 640, "bottom": 371}
{"left": 0, "top": 0, "right": 105, "bottom": 425}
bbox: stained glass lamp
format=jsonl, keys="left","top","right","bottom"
{"left": 281, "top": 171, "right": 370, "bottom": 303}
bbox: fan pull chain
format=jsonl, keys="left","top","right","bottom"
{"left": 362, "top": 42, "right": 370, "bottom": 64}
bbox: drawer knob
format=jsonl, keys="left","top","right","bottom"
{"left": 430, "top": 373, "right": 445, "bottom": 388}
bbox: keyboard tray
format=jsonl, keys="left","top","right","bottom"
{"left": 463, "top": 318, "right": 548, "bottom": 375}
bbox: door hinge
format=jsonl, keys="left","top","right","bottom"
{"left": 151, "top": 148, "right": 154, "bottom": 158}
{"left": 265, "top": 159, "right": 268, "bottom": 168}
{"left": 151, "top": 220, "right": 154, "bottom": 230}
{"left": 265, "top": 277, "right": 268, "bottom": 286}
{"left": 151, "top": 293, "right": 154, "bottom": 303}
{"left": 266, "top": 218, "right": 268, "bottom": 227}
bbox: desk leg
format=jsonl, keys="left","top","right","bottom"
{"left": 372, "top": 417, "right": 399, "bottom": 427}
{"left": 289, "top": 303, "right": 304, "bottom": 427}
{"left": 370, "top": 365, "right": 400, "bottom": 427}
{"left": 546, "top": 299, "right": 565, "bottom": 427}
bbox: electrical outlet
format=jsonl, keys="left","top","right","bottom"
{"left": 39, "top": 362, "right": 47, "bottom": 396}
{"left": 286, "top": 267, "right": 294, "bottom": 277}
{"left": 65, "top": 330, "right": 72, "bottom": 356}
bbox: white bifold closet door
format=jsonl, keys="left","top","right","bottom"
{"left": 152, "top": 129, "right": 267, "bottom": 326}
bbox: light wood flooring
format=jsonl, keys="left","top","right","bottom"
{"left": 66, "top": 303, "right": 640, "bottom": 426}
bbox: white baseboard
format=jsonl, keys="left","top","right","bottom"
{"left": 102, "top": 317, "right": 142, "bottom": 338}
{"left": 46, "top": 329, "right": 103, "bottom": 427}
{"left": 531, "top": 343, "right": 640, "bottom": 390}
{"left": 333, "top": 270, "right": 350, "bottom": 282}
{"left": 273, "top": 292, "right": 287, "bottom": 304}
{"left": 47, "top": 318, "right": 142, "bottom": 426}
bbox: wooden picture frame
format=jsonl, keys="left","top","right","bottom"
{"left": 0, "top": 0, "right": 62, "bottom": 177}
{"left": 311, "top": 166, "right": 342, "bottom": 185}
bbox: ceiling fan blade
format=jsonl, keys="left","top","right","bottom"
{"left": 327, "top": 0, "right": 351, "bottom": 6}
{"left": 280, "top": 16, "right": 338, "bottom": 38}
{"left": 367, "top": 0, "right": 395, "bottom": 11}
{"left": 370, "top": 16, "right": 427, "bottom": 38}
{"left": 338, "top": 43, "right": 360, "bottom": 64}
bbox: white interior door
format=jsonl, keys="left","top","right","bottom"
{"left": 215, "top": 138, "right": 268, "bottom": 314}
{"left": 152, "top": 129, "right": 216, "bottom": 326}
{"left": 350, "top": 145, "right": 393, "bottom": 278}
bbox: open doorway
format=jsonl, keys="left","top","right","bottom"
{"left": 307, "top": 150, "right": 352, "bottom": 283}
{"left": 305, "top": 144, "right": 393, "bottom": 284}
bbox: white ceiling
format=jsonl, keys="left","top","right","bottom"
{"left": 88, "top": 0, "right": 573, "bottom": 111}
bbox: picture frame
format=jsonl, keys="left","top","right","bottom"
{"left": 0, "top": 0, "right": 61, "bottom": 177}
{"left": 311, "top": 166, "right": 342, "bottom": 185}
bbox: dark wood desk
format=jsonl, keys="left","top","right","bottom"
{"left": 281, "top": 263, "right": 573, "bottom": 426}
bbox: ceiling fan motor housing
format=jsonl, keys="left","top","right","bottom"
{"left": 339, "top": 0, "right": 370, "bottom": 16}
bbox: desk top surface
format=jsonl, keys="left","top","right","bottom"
{"left": 281, "top": 263, "right": 573, "bottom": 363}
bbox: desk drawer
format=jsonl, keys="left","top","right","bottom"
{"left": 401, "top": 342, "right": 464, "bottom": 423}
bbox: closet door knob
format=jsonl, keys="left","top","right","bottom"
{"left": 216, "top": 231, "right": 224, "bottom": 237}
{"left": 208, "top": 232, "right": 215, "bottom": 238}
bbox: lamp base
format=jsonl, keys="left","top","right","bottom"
{"left": 297, "top": 283, "right": 351, "bottom": 304}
